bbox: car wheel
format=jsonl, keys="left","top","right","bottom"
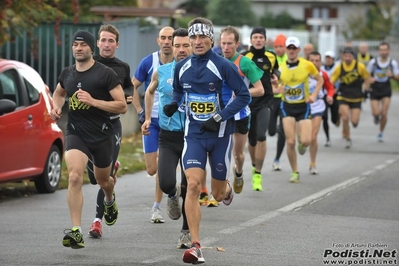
{"left": 34, "top": 145, "right": 62, "bottom": 193}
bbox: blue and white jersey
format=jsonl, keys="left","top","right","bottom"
{"left": 172, "top": 49, "right": 251, "bottom": 139}
{"left": 134, "top": 51, "right": 162, "bottom": 118}
{"left": 157, "top": 61, "right": 185, "bottom": 131}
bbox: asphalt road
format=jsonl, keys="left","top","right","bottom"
{"left": 1, "top": 94, "right": 398, "bottom": 266}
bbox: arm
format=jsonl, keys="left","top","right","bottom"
{"left": 123, "top": 65, "right": 134, "bottom": 104}
{"left": 330, "top": 64, "right": 341, "bottom": 85}
{"left": 142, "top": 70, "right": 159, "bottom": 135}
{"left": 250, "top": 80, "right": 264, "bottom": 97}
{"left": 132, "top": 77, "right": 143, "bottom": 113}
{"left": 322, "top": 71, "right": 334, "bottom": 105}
{"left": 307, "top": 72, "right": 324, "bottom": 104}
{"left": 76, "top": 84, "right": 127, "bottom": 114}
{"left": 50, "top": 83, "right": 66, "bottom": 120}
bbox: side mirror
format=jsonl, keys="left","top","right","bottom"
{"left": 0, "top": 99, "right": 17, "bottom": 116}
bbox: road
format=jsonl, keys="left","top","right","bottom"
{"left": 1, "top": 94, "right": 398, "bottom": 266}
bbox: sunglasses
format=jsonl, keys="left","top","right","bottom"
{"left": 287, "top": 46, "right": 298, "bottom": 50}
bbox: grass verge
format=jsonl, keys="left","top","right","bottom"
{"left": 0, "top": 132, "right": 145, "bottom": 199}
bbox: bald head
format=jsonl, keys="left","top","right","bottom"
{"left": 359, "top": 42, "right": 368, "bottom": 54}
{"left": 157, "top": 26, "right": 174, "bottom": 56}
{"left": 304, "top": 43, "right": 314, "bottom": 59}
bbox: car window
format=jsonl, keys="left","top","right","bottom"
{"left": 0, "top": 69, "right": 22, "bottom": 107}
{"left": 24, "top": 79, "right": 40, "bottom": 105}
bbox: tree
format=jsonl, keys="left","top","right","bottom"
{"left": 206, "top": 0, "right": 257, "bottom": 27}
{"left": 0, "top": 0, "right": 66, "bottom": 46}
{"left": 342, "top": 1, "right": 394, "bottom": 40}
{"left": 260, "top": 11, "right": 305, "bottom": 29}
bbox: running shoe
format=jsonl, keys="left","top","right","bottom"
{"left": 309, "top": 165, "right": 318, "bottom": 175}
{"left": 222, "top": 180, "right": 234, "bottom": 206}
{"left": 88, "top": 221, "right": 102, "bottom": 238}
{"left": 345, "top": 138, "right": 352, "bottom": 149}
{"left": 182, "top": 241, "right": 205, "bottom": 264}
{"left": 198, "top": 192, "right": 208, "bottom": 206}
{"left": 232, "top": 165, "right": 244, "bottom": 194}
{"left": 150, "top": 207, "right": 165, "bottom": 223}
{"left": 207, "top": 194, "right": 219, "bottom": 207}
{"left": 167, "top": 184, "right": 181, "bottom": 220}
{"left": 104, "top": 198, "right": 118, "bottom": 226}
{"left": 289, "top": 172, "right": 300, "bottom": 183}
{"left": 297, "top": 134, "right": 307, "bottom": 155}
{"left": 62, "top": 228, "right": 85, "bottom": 249}
{"left": 252, "top": 173, "right": 263, "bottom": 191}
{"left": 325, "top": 140, "right": 331, "bottom": 147}
{"left": 377, "top": 133, "right": 383, "bottom": 142}
{"left": 272, "top": 160, "right": 281, "bottom": 171}
{"left": 177, "top": 231, "right": 191, "bottom": 249}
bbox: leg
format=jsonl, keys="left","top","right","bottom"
{"left": 253, "top": 106, "right": 271, "bottom": 173}
{"left": 339, "top": 103, "right": 350, "bottom": 140}
{"left": 282, "top": 117, "right": 297, "bottom": 173}
{"left": 310, "top": 116, "right": 323, "bottom": 173}
{"left": 274, "top": 122, "right": 286, "bottom": 165}
{"left": 380, "top": 97, "right": 391, "bottom": 133}
{"left": 370, "top": 99, "right": 380, "bottom": 122}
{"left": 322, "top": 106, "right": 330, "bottom": 145}
{"left": 65, "top": 149, "right": 88, "bottom": 228}
{"left": 350, "top": 108, "right": 361, "bottom": 128}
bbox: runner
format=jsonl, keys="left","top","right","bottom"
{"left": 132, "top": 26, "right": 174, "bottom": 223}
{"left": 278, "top": 36, "right": 323, "bottom": 183}
{"left": 330, "top": 47, "right": 371, "bottom": 149}
{"left": 220, "top": 25, "right": 265, "bottom": 193}
{"left": 366, "top": 42, "right": 399, "bottom": 142}
{"left": 242, "top": 27, "right": 279, "bottom": 191}
{"left": 308, "top": 51, "right": 334, "bottom": 174}
{"left": 163, "top": 17, "right": 250, "bottom": 264}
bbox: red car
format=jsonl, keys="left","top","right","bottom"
{"left": 0, "top": 59, "right": 64, "bottom": 193}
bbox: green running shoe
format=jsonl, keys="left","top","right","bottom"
{"left": 104, "top": 198, "right": 118, "bottom": 226}
{"left": 252, "top": 173, "right": 263, "bottom": 191}
{"left": 290, "top": 172, "right": 300, "bottom": 183}
{"left": 62, "top": 228, "right": 85, "bottom": 249}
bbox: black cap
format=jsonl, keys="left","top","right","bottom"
{"left": 250, "top": 27, "right": 266, "bottom": 38}
{"left": 72, "top": 30, "right": 95, "bottom": 52}
{"left": 342, "top": 47, "right": 354, "bottom": 54}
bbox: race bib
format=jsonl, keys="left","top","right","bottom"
{"left": 285, "top": 83, "right": 305, "bottom": 102}
{"left": 187, "top": 93, "right": 218, "bottom": 121}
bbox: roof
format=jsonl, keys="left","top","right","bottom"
{"left": 90, "top": 6, "right": 186, "bottom": 19}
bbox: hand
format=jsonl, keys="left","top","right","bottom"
{"left": 271, "top": 73, "right": 279, "bottom": 85}
{"left": 306, "top": 95, "right": 315, "bottom": 104}
{"left": 200, "top": 117, "right": 219, "bottom": 132}
{"left": 76, "top": 89, "right": 94, "bottom": 106}
{"left": 137, "top": 110, "right": 145, "bottom": 124}
{"left": 50, "top": 108, "right": 62, "bottom": 120}
{"left": 141, "top": 120, "right": 151, "bottom": 135}
{"left": 326, "top": 95, "right": 333, "bottom": 105}
{"left": 163, "top": 102, "right": 178, "bottom": 117}
{"left": 125, "top": 94, "right": 133, "bottom": 104}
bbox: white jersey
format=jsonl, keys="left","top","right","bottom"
{"left": 309, "top": 72, "right": 326, "bottom": 115}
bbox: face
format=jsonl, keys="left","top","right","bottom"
{"left": 378, "top": 44, "right": 389, "bottom": 59}
{"left": 250, "top": 33, "right": 266, "bottom": 50}
{"left": 286, "top": 45, "right": 300, "bottom": 61}
{"left": 308, "top": 54, "right": 321, "bottom": 70}
{"left": 157, "top": 27, "right": 174, "bottom": 56}
{"left": 189, "top": 34, "right": 213, "bottom": 56}
{"left": 324, "top": 56, "right": 334, "bottom": 66}
{"left": 97, "top": 31, "right": 119, "bottom": 58}
{"left": 274, "top": 45, "right": 286, "bottom": 57}
{"left": 304, "top": 44, "right": 314, "bottom": 57}
{"left": 72, "top": 41, "right": 92, "bottom": 62}
{"left": 343, "top": 52, "right": 354, "bottom": 64}
{"left": 359, "top": 44, "right": 368, "bottom": 54}
{"left": 220, "top": 32, "right": 239, "bottom": 59}
{"left": 173, "top": 36, "right": 192, "bottom": 62}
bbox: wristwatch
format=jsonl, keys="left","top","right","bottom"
{"left": 213, "top": 113, "right": 222, "bottom": 123}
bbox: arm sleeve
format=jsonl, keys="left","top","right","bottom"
{"left": 219, "top": 63, "right": 251, "bottom": 120}
{"left": 322, "top": 71, "right": 335, "bottom": 97}
{"left": 392, "top": 60, "right": 399, "bottom": 76}
{"left": 358, "top": 63, "right": 370, "bottom": 79}
{"left": 242, "top": 58, "right": 264, "bottom": 84}
{"left": 123, "top": 64, "right": 134, "bottom": 95}
{"left": 307, "top": 61, "right": 319, "bottom": 77}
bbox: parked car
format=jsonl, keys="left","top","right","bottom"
{"left": 0, "top": 59, "right": 64, "bottom": 193}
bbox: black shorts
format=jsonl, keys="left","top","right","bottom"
{"left": 280, "top": 102, "right": 311, "bottom": 122}
{"left": 370, "top": 88, "right": 392, "bottom": 100}
{"left": 337, "top": 100, "right": 361, "bottom": 109}
{"left": 235, "top": 116, "right": 250, "bottom": 134}
{"left": 65, "top": 134, "right": 113, "bottom": 168}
